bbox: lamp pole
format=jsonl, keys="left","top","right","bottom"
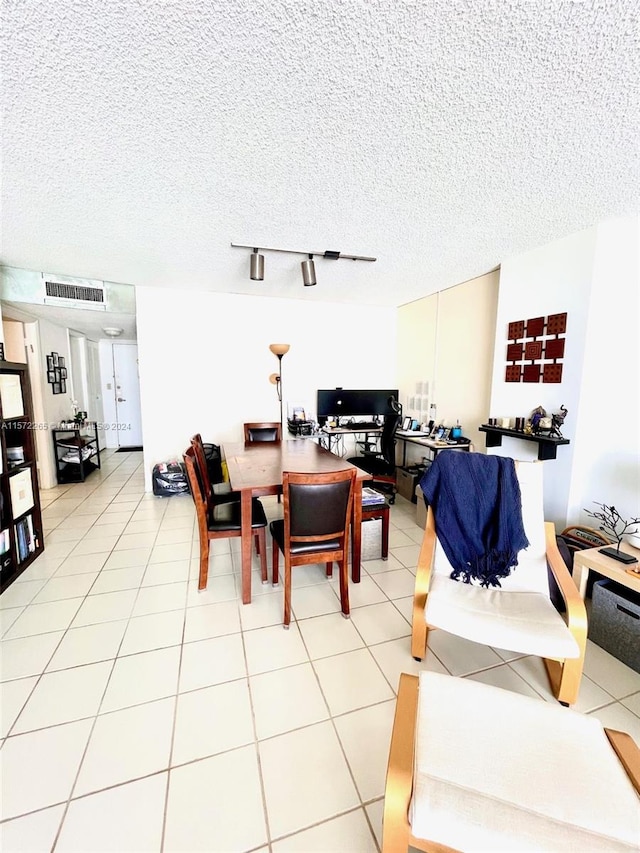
{"left": 269, "top": 344, "right": 290, "bottom": 435}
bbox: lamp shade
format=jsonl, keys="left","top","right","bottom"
{"left": 269, "top": 343, "right": 290, "bottom": 357}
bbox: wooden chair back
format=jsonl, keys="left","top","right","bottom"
{"left": 244, "top": 422, "right": 282, "bottom": 442}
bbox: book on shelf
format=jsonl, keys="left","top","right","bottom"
{"left": 14, "top": 514, "right": 36, "bottom": 563}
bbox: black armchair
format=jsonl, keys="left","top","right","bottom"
{"left": 347, "top": 411, "right": 401, "bottom": 503}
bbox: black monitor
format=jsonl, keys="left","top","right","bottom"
{"left": 317, "top": 389, "right": 399, "bottom": 418}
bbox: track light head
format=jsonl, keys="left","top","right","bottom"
{"left": 250, "top": 248, "right": 264, "bottom": 281}
{"left": 301, "top": 254, "right": 317, "bottom": 287}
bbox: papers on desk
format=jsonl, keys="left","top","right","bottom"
{"left": 397, "top": 430, "right": 431, "bottom": 437}
{"left": 362, "top": 487, "right": 387, "bottom": 506}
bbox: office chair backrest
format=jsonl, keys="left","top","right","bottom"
{"left": 380, "top": 413, "right": 401, "bottom": 468}
{"left": 285, "top": 469, "right": 356, "bottom": 541}
{"left": 244, "top": 422, "right": 282, "bottom": 442}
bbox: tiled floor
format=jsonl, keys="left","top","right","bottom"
{"left": 1, "top": 449, "right": 640, "bottom": 852}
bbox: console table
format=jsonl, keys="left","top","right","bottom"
{"left": 573, "top": 544, "right": 640, "bottom": 599}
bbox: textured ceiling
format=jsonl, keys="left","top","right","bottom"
{"left": 2, "top": 0, "right": 639, "bottom": 308}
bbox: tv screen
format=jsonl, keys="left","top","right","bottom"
{"left": 317, "top": 389, "right": 399, "bottom": 418}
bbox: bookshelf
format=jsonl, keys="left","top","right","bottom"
{"left": 0, "top": 361, "right": 44, "bottom": 593}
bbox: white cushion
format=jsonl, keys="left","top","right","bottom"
{"left": 410, "top": 672, "right": 640, "bottom": 852}
{"left": 425, "top": 571, "right": 580, "bottom": 658}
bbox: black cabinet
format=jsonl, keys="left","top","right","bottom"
{"left": 52, "top": 421, "right": 101, "bottom": 483}
{"left": 0, "top": 361, "right": 44, "bottom": 593}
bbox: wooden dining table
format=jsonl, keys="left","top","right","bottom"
{"left": 223, "top": 440, "right": 368, "bottom": 603}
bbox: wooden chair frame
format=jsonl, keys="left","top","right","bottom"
{"left": 382, "top": 673, "right": 640, "bottom": 853}
{"left": 411, "top": 507, "right": 588, "bottom": 705}
{"left": 272, "top": 468, "right": 356, "bottom": 627}
{"left": 184, "top": 447, "right": 267, "bottom": 590}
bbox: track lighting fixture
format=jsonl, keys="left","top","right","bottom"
{"left": 301, "top": 254, "right": 316, "bottom": 287}
{"left": 232, "top": 242, "right": 376, "bottom": 287}
{"left": 250, "top": 248, "right": 264, "bottom": 281}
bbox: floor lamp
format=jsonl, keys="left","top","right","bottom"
{"left": 269, "top": 344, "right": 290, "bottom": 432}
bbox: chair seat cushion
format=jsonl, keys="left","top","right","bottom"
{"left": 269, "top": 519, "right": 340, "bottom": 555}
{"left": 209, "top": 498, "right": 267, "bottom": 531}
{"left": 410, "top": 671, "right": 640, "bottom": 851}
{"left": 425, "top": 573, "right": 580, "bottom": 659}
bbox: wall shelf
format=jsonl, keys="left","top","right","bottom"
{"left": 478, "top": 425, "right": 570, "bottom": 461}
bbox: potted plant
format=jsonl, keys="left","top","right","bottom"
{"left": 584, "top": 502, "right": 639, "bottom": 564}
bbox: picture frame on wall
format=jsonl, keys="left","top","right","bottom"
{"left": 60, "top": 379, "right": 66, "bottom": 394}
{"left": 60, "top": 367, "right": 67, "bottom": 379}
{"left": 59, "top": 356, "right": 65, "bottom": 368}
{"left": 47, "top": 371, "right": 55, "bottom": 383}
{"left": 52, "top": 382, "right": 61, "bottom": 395}
{"left": 46, "top": 355, "right": 54, "bottom": 371}
{"left": 0, "top": 343, "right": 4, "bottom": 361}
{"left": 52, "top": 352, "right": 59, "bottom": 367}
{"left": 54, "top": 368, "right": 61, "bottom": 383}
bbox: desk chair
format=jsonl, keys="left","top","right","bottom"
{"left": 244, "top": 422, "right": 282, "bottom": 442}
{"left": 270, "top": 469, "right": 356, "bottom": 628}
{"left": 383, "top": 671, "right": 640, "bottom": 852}
{"left": 184, "top": 447, "right": 268, "bottom": 590}
{"left": 412, "top": 455, "right": 587, "bottom": 705}
{"left": 347, "top": 413, "right": 401, "bottom": 504}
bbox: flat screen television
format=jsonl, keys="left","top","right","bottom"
{"left": 317, "top": 389, "right": 399, "bottom": 418}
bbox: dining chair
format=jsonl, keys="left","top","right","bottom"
{"left": 270, "top": 468, "right": 356, "bottom": 628}
{"left": 244, "top": 422, "right": 282, "bottom": 442}
{"left": 383, "top": 671, "right": 640, "bottom": 852}
{"left": 183, "top": 446, "right": 268, "bottom": 590}
{"left": 190, "top": 433, "right": 236, "bottom": 502}
{"left": 412, "top": 454, "right": 587, "bottom": 705}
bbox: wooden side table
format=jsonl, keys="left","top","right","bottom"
{"left": 573, "top": 544, "right": 640, "bottom": 599}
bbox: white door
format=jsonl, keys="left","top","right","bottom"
{"left": 112, "top": 343, "right": 143, "bottom": 447}
{"left": 86, "top": 341, "right": 106, "bottom": 448}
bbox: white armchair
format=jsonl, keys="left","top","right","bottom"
{"left": 411, "top": 459, "right": 587, "bottom": 705}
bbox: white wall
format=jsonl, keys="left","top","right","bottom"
{"left": 136, "top": 287, "right": 396, "bottom": 490}
{"left": 570, "top": 217, "right": 640, "bottom": 525}
{"left": 489, "top": 217, "right": 639, "bottom": 528}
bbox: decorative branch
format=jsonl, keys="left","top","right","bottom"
{"left": 583, "top": 502, "right": 640, "bottom": 553}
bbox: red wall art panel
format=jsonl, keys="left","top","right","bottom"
{"left": 505, "top": 312, "right": 567, "bottom": 384}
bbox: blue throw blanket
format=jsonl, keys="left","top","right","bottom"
{"left": 419, "top": 453, "right": 529, "bottom": 587}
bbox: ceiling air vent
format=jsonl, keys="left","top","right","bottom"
{"left": 44, "top": 279, "right": 106, "bottom": 310}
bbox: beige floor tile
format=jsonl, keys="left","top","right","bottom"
{"left": 313, "top": 648, "right": 394, "bottom": 716}
{"left": 348, "top": 601, "right": 411, "bottom": 646}
{"left": 369, "top": 637, "right": 449, "bottom": 690}
{"left": 389, "top": 543, "right": 421, "bottom": 568}
{"left": 244, "top": 623, "right": 309, "bottom": 676}
{"left": 589, "top": 700, "right": 640, "bottom": 741}
{"left": 259, "top": 721, "right": 359, "bottom": 839}
{"left": 238, "top": 589, "right": 284, "bottom": 631}
{"left": 101, "top": 646, "right": 181, "bottom": 712}
{"left": 32, "top": 572, "right": 99, "bottom": 604}
{"left": 250, "top": 663, "right": 329, "bottom": 740}
{"left": 334, "top": 700, "right": 396, "bottom": 800}
{"left": 132, "top": 581, "right": 188, "bottom": 617}
{"left": 71, "top": 589, "right": 137, "bottom": 628}
{"left": 0, "top": 580, "right": 47, "bottom": 610}
{"left": 583, "top": 640, "right": 640, "bottom": 698}
{"left": 272, "top": 809, "right": 378, "bottom": 852}
{"left": 148, "top": 542, "right": 192, "bottom": 564}
{"left": 55, "top": 552, "right": 109, "bottom": 576}
{"left": 298, "top": 611, "right": 365, "bottom": 660}
{"left": 426, "top": 629, "right": 504, "bottom": 677}
{"left": 0, "top": 804, "right": 65, "bottom": 853}
{"left": 75, "top": 697, "right": 174, "bottom": 795}
{"left": 103, "top": 547, "right": 152, "bottom": 570}
{"left": 370, "top": 567, "right": 416, "bottom": 599}
{"left": 1, "top": 631, "right": 64, "bottom": 681}
{"left": 172, "top": 680, "right": 254, "bottom": 765}
{"left": 185, "top": 574, "right": 237, "bottom": 606}
{"left": 0, "top": 718, "right": 93, "bottom": 820}
{"left": 13, "top": 660, "right": 112, "bottom": 733}
{"left": 70, "top": 536, "right": 119, "bottom": 556}
{"left": 89, "top": 566, "right": 145, "bottom": 595}
{"left": 47, "top": 621, "right": 128, "bottom": 671}
{"left": 142, "top": 560, "right": 190, "bottom": 587}
{"left": 347, "top": 575, "right": 388, "bottom": 608}
{"left": 56, "top": 774, "right": 166, "bottom": 852}
{"left": 164, "top": 747, "right": 267, "bottom": 852}
{"left": 1, "top": 676, "right": 38, "bottom": 737}
{"left": 290, "top": 581, "right": 342, "bottom": 619}
{"left": 119, "top": 610, "right": 185, "bottom": 656}
{"left": 179, "top": 633, "right": 247, "bottom": 693}
{"left": 4, "top": 599, "right": 82, "bottom": 640}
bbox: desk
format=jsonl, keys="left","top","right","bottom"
{"left": 319, "top": 426, "right": 382, "bottom": 455}
{"left": 395, "top": 434, "right": 471, "bottom": 467}
{"left": 223, "top": 441, "right": 368, "bottom": 603}
{"left": 573, "top": 544, "right": 640, "bottom": 599}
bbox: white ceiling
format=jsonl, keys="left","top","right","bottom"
{"left": 2, "top": 0, "right": 639, "bottom": 310}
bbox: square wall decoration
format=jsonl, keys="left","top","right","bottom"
{"left": 505, "top": 313, "right": 567, "bottom": 384}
